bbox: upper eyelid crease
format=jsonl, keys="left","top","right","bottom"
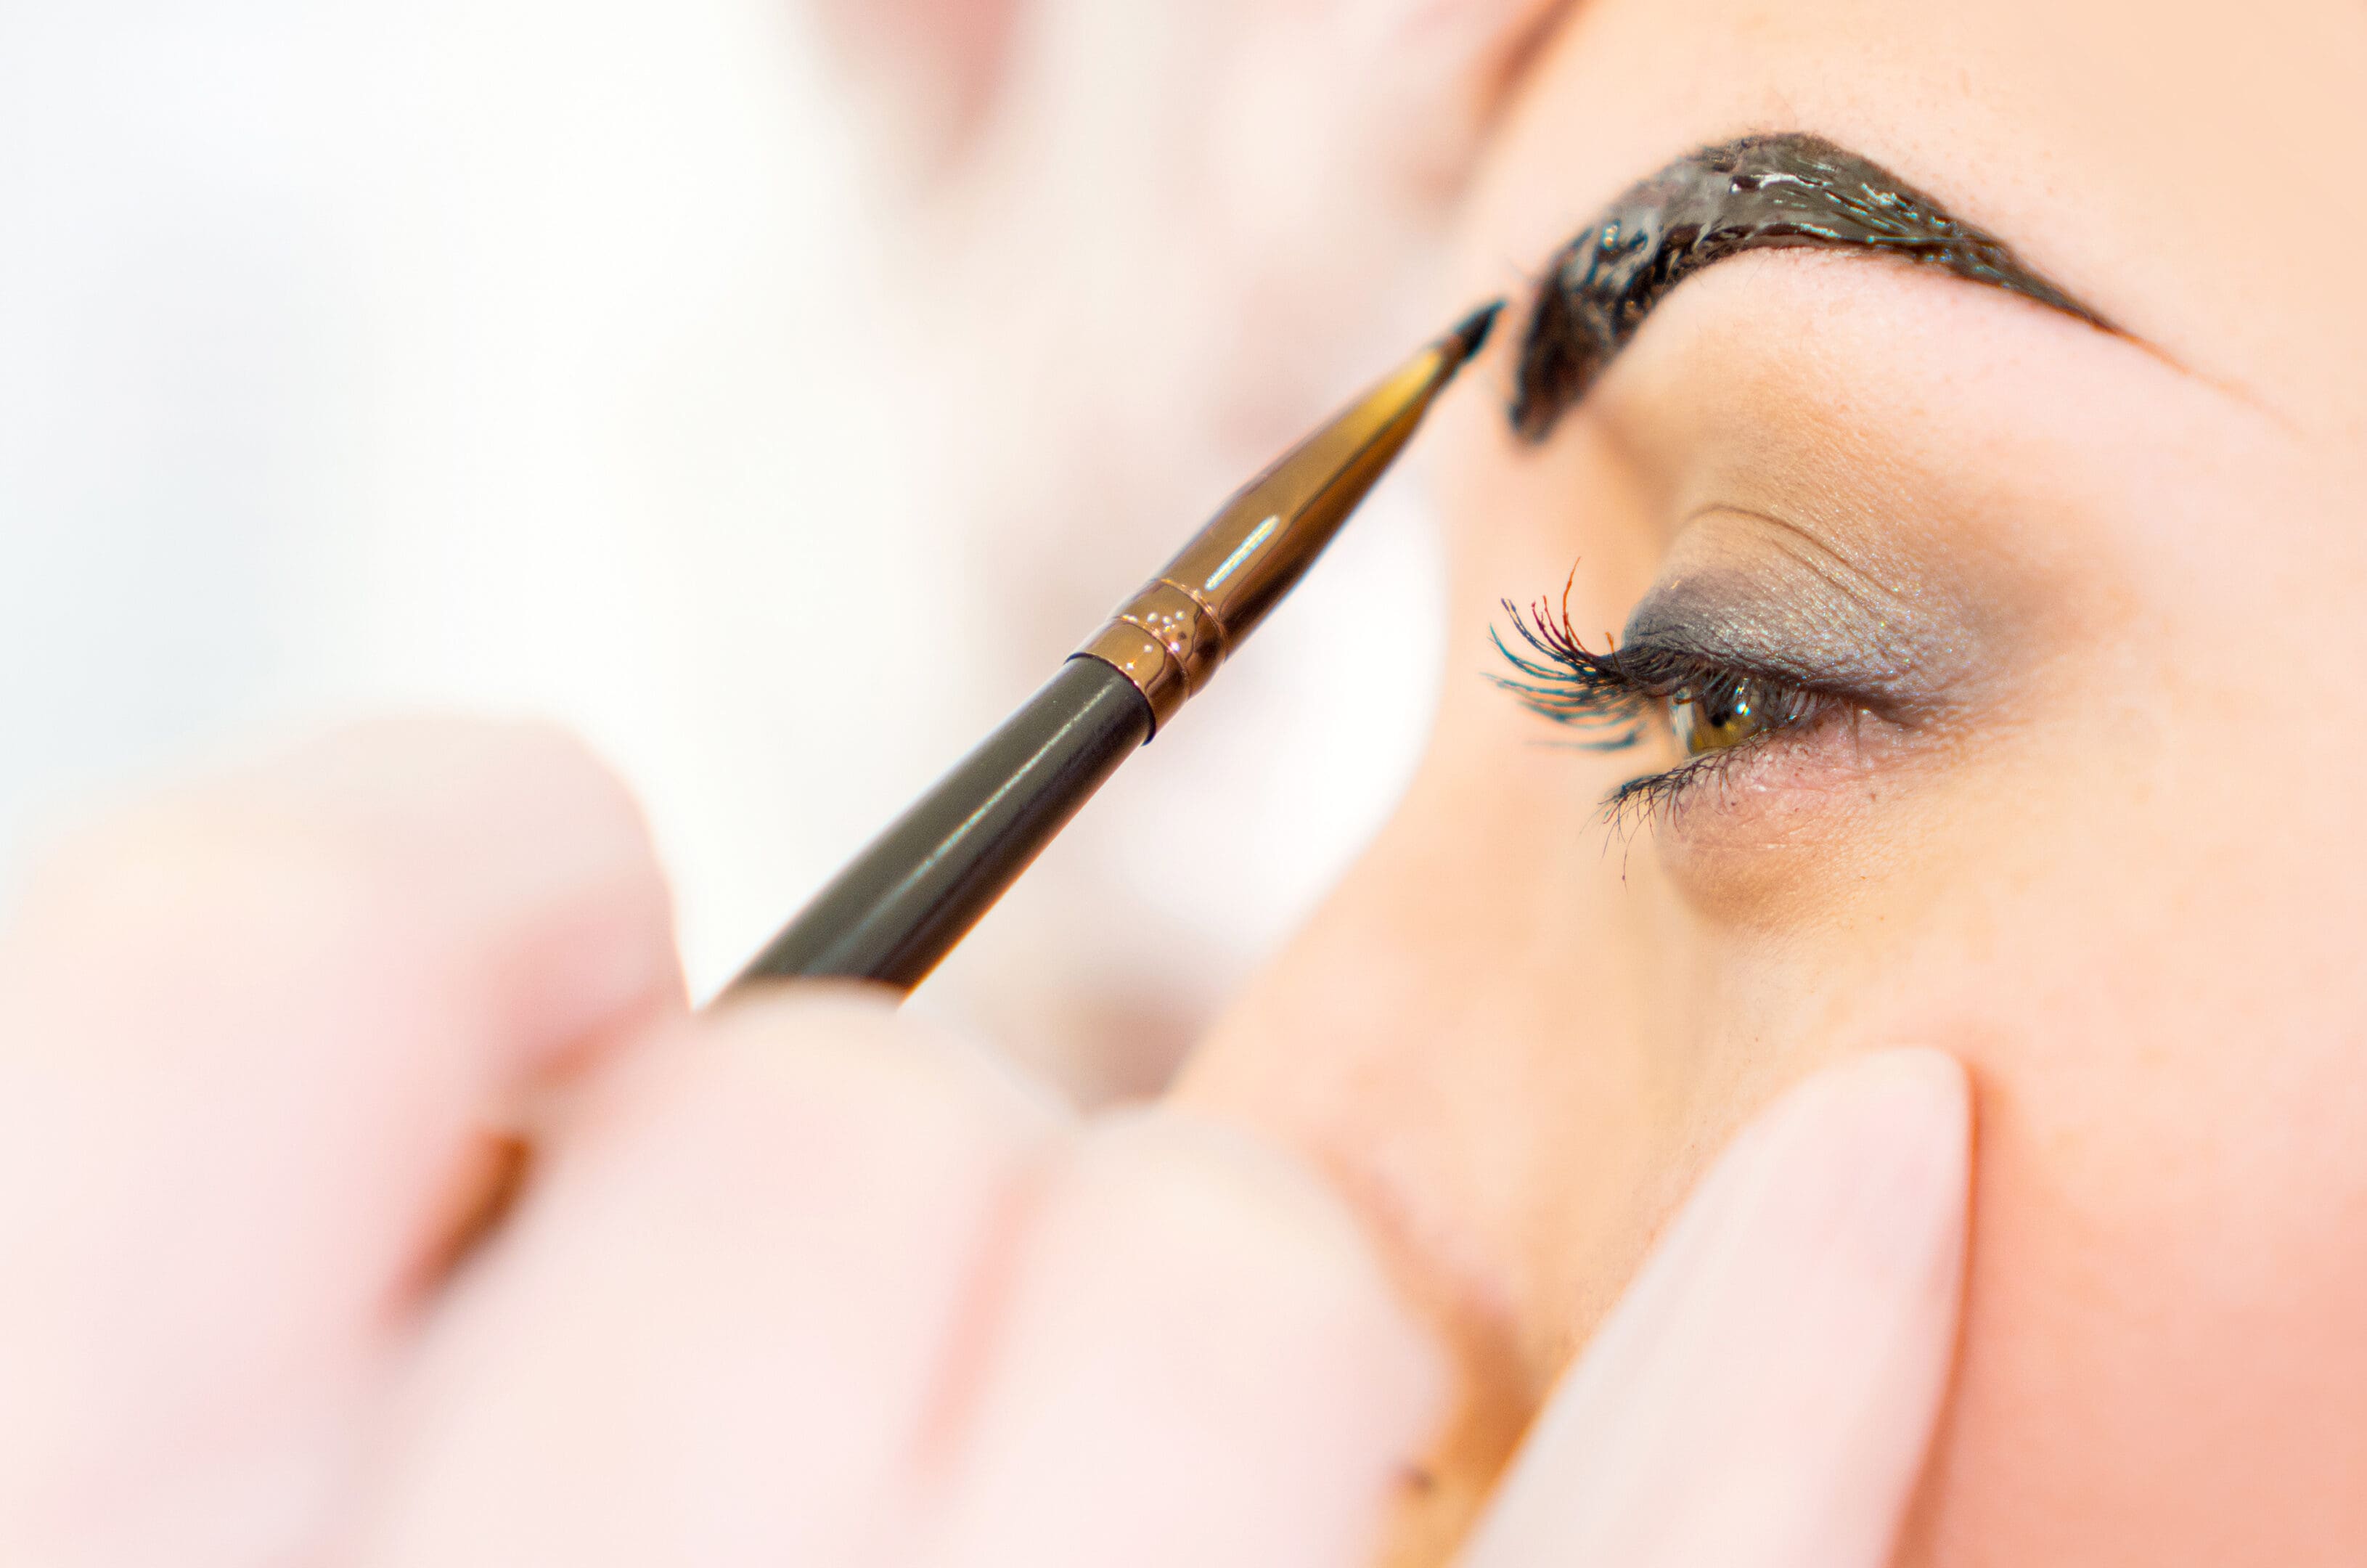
{"left": 1613, "top": 626, "right": 1881, "bottom": 701}
{"left": 1619, "top": 504, "right": 1974, "bottom": 712}
{"left": 1731, "top": 513, "right": 1916, "bottom": 626}
{"left": 1507, "top": 130, "right": 2117, "bottom": 441}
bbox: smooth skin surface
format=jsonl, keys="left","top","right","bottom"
{"left": 1177, "top": 0, "right": 2367, "bottom": 1561}
{"left": 0, "top": 721, "right": 1969, "bottom": 1565}
{"left": 12, "top": 1, "right": 2361, "bottom": 1561}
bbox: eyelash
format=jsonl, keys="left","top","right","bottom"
{"left": 1488, "top": 586, "right": 1834, "bottom": 823}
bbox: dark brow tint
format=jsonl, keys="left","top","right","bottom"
{"left": 1510, "top": 132, "right": 2112, "bottom": 441}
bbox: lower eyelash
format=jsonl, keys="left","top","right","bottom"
{"left": 1602, "top": 738, "right": 1771, "bottom": 830}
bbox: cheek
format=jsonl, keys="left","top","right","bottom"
{"left": 1733, "top": 776, "right": 2367, "bottom": 1561}
{"left": 1918, "top": 1060, "right": 2367, "bottom": 1561}
{"left": 1888, "top": 960, "right": 2367, "bottom": 1561}
{"left": 1189, "top": 539, "right": 2367, "bottom": 1566}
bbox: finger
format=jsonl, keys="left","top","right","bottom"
{"left": 0, "top": 719, "right": 682, "bottom": 1567}
{"left": 352, "top": 992, "right": 1068, "bottom": 1568}
{"left": 918, "top": 1110, "right": 1447, "bottom": 1568}
{"left": 1460, "top": 1048, "right": 1971, "bottom": 1568}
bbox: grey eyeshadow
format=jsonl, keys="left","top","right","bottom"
{"left": 1619, "top": 555, "right": 1976, "bottom": 713}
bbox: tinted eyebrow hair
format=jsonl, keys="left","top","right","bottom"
{"left": 1509, "top": 131, "right": 2113, "bottom": 441}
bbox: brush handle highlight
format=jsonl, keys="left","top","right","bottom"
{"left": 729, "top": 657, "right": 1152, "bottom": 992}
{"left": 724, "top": 303, "right": 1499, "bottom": 1000}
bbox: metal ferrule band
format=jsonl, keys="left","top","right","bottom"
{"left": 1074, "top": 577, "right": 1230, "bottom": 735}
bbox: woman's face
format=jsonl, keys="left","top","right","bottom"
{"left": 1175, "top": 0, "right": 2367, "bottom": 1561}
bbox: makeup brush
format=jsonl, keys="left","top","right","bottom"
{"left": 726, "top": 301, "right": 1503, "bottom": 996}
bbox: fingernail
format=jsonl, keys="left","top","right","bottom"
{"left": 1463, "top": 1049, "right": 1971, "bottom": 1568}
{"left": 1709, "top": 1047, "right": 1972, "bottom": 1295}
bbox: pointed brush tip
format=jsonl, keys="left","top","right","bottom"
{"left": 1448, "top": 299, "right": 1507, "bottom": 361}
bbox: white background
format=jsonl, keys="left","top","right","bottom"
{"left": 0, "top": 0, "right": 1444, "bottom": 1090}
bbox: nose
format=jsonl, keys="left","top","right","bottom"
{"left": 1165, "top": 743, "right": 1667, "bottom": 1559}
{"left": 1169, "top": 839, "right": 1522, "bottom": 1555}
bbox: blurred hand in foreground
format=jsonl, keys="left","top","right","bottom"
{"left": 0, "top": 722, "right": 1968, "bottom": 1567}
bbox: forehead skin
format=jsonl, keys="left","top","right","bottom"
{"left": 1178, "top": 1, "right": 2367, "bottom": 1565}
{"left": 1461, "top": 0, "right": 2367, "bottom": 430}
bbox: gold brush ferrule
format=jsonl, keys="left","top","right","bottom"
{"left": 1075, "top": 303, "right": 1500, "bottom": 735}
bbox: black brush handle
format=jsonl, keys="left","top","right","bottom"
{"left": 729, "top": 657, "right": 1153, "bottom": 992}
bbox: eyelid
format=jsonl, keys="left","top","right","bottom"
{"left": 1616, "top": 551, "right": 1959, "bottom": 721}
{"left": 1610, "top": 623, "right": 1916, "bottom": 721}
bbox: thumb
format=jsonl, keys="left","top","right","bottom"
{"left": 1460, "top": 1048, "right": 1971, "bottom": 1568}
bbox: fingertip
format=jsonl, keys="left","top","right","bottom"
{"left": 665, "top": 983, "right": 1075, "bottom": 1146}
{"left": 0, "top": 719, "right": 691, "bottom": 1564}
{"left": 6, "top": 717, "right": 687, "bottom": 1072}
{"left": 1461, "top": 1048, "right": 1975, "bottom": 1568}
{"left": 0, "top": 716, "right": 692, "bottom": 1323}
{"left": 359, "top": 992, "right": 1068, "bottom": 1566}
{"left": 274, "top": 718, "right": 687, "bottom": 1057}
{"left": 1762, "top": 1046, "right": 1973, "bottom": 1274}
{"left": 1052, "top": 1108, "right": 1443, "bottom": 1389}
{"left": 923, "top": 1108, "right": 1447, "bottom": 1567}
{"left": 526, "top": 988, "right": 1073, "bottom": 1266}
{"left": 1809, "top": 1045, "right": 1971, "bottom": 1143}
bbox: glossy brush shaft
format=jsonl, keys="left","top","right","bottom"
{"left": 725, "top": 303, "right": 1500, "bottom": 995}
{"left": 732, "top": 657, "right": 1150, "bottom": 989}
{"left": 1076, "top": 300, "right": 1501, "bottom": 733}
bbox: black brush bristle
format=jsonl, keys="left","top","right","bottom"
{"left": 1448, "top": 299, "right": 1506, "bottom": 359}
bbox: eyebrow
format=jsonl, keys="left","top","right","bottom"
{"left": 1508, "top": 131, "right": 2114, "bottom": 441}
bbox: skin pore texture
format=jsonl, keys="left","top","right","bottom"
{"left": 1170, "top": 1, "right": 2367, "bottom": 1564}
